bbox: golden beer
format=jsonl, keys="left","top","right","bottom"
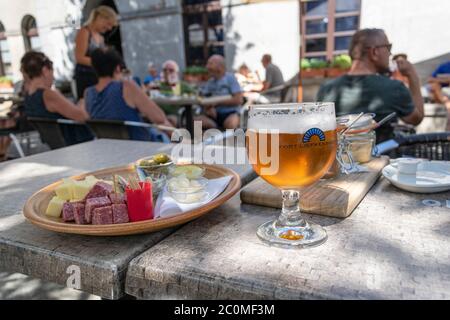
{"left": 247, "top": 129, "right": 337, "bottom": 189}
{"left": 247, "top": 102, "right": 336, "bottom": 248}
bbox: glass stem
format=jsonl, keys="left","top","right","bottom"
{"left": 277, "top": 190, "right": 307, "bottom": 228}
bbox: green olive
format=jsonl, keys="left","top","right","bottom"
{"left": 153, "top": 153, "right": 171, "bottom": 164}
{"left": 140, "top": 159, "right": 156, "bottom": 167}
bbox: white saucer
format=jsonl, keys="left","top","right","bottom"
{"left": 382, "top": 159, "right": 450, "bottom": 193}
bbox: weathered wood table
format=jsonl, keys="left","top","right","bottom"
{"left": 126, "top": 176, "right": 450, "bottom": 299}
{"left": 0, "top": 139, "right": 256, "bottom": 299}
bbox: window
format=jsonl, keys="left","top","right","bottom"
{"left": 22, "top": 15, "right": 41, "bottom": 52}
{"left": 300, "top": 0, "right": 361, "bottom": 61}
{"left": 0, "top": 22, "right": 12, "bottom": 77}
{"left": 182, "top": 0, "right": 224, "bottom": 66}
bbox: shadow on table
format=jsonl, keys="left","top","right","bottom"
{"left": 0, "top": 216, "right": 179, "bottom": 299}
{"left": 127, "top": 195, "right": 450, "bottom": 299}
{"left": 240, "top": 203, "right": 344, "bottom": 228}
{"left": 0, "top": 271, "right": 99, "bottom": 300}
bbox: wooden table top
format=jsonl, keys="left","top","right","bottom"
{"left": 0, "top": 139, "right": 256, "bottom": 299}
{"left": 125, "top": 172, "right": 450, "bottom": 300}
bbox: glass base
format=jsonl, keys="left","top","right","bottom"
{"left": 256, "top": 220, "right": 327, "bottom": 249}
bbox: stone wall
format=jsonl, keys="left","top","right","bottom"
{"left": 0, "top": 0, "right": 77, "bottom": 82}
{"left": 114, "top": 0, "right": 186, "bottom": 80}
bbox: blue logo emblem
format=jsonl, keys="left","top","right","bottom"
{"left": 303, "top": 128, "right": 326, "bottom": 143}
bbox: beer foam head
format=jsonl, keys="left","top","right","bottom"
{"left": 247, "top": 103, "right": 336, "bottom": 133}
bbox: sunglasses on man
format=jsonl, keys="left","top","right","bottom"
{"left": 366, "top": 43, "right": 392, "bottom": 53}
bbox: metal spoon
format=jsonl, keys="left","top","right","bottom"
{"left": 339, "top": 112, "right": 365, "bottom": 136}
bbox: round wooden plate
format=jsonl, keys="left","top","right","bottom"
{"left": 23, "top": 164, "right": 241, "bottom": 236}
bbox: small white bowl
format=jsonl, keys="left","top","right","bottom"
{"left": 167, "top": 178, "right": 209, "bottom": 204}
{"left": 397, "top": 158, "right": 423, "bottom": 175}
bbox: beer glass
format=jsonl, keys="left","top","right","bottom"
{"left": 246, "top": 103, "right": 338, "bottom": 248}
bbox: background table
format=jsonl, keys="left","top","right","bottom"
{"left": 126, "top": 175, "right": 450, "bottom": 299}
{"left": 0, "top": 139, "right": 256, "bottom": 299}
{"left": 151, "top": 95, "right": 232, "bottom": 136}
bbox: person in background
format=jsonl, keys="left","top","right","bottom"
{"left": 143, "top": 62, "right": 160, "bottom": 89}
{"left": 84, "top": 48, "right": 173, "bottom": 142}
{"left": 158, "top": 60, "right": 195, "bottom": 127}
{"left": 235, "top": 63, "right": 263, "bottom": 92}
{"left": 235, "top": 63, "right": 265, "bottom": 105}
{"left": 74, "top": 5, "right": 118, "bottom": 100}
{"left": 121, "top": 68, "right": 142, "bottom": 87}
{"left": 260, "top": 54, "right": 285, "bottom": 102}
{"left": 20, "top": 51, "right": 93, "bottom": 145}
{"left": 427, "top": 60, "right": 450, "bottom": 107}
{"left": 199, "top": 55, "right": 243, "bottom": 130}
{"left": 316, "top": 28, "right": 424, "bottom": 143}
{"left": 428, "top": 60, "right": 450, "bottom": 130}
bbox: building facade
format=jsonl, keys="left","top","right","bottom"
{"left": 0, "top": 0, "right": 300, "bottom": 85}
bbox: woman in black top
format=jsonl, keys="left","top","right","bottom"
{"left": 21, "top": 51, "right": 93, "bottom": 145}
{"left": 74, "top": 5, "right": 118, "bottom": 100}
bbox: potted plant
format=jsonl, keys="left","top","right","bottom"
{"left": 327, "top": 54, "right": 352, "bottom": 78}
{"left": 0, "top": 77, "right": 13, "bottom": 89}
{"left": 301, "top": 58, "right": 327, "bottom": 78}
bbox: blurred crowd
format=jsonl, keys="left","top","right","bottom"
{"left": 9, "top": 5, "right": 450, "bottom": 150}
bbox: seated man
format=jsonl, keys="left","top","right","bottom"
{"left": 157, "top": 59, "right": 196, "bottom": 127}
{"left": 317, "top": 28, "right": 424, "bottom": 143}
{"left": 143, "top": 62, "right": 160, "bottom": 89}
{"left": 20, "top": 51, "right": 93, "bottom": 145}
{"left": 260, "top": 54, "right": 285, "bottom": 102}
{"left": 427, "top": 60, "right": 450, "bottom": 105}
{"left": 85, "top": 48, "right": 173, "bottom": 142}
{"left": 199, "top": 55, "right": 244, "bottom": 130}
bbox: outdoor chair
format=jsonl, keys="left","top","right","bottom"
{"left": 86, "top": 119, "right": 175, "bottom": 141}
{"left": 0, "top": 126, "right": 25, "bottom": 159}
{"left": 27, "top": 117, "right": 72, "bottom": 150}
{"left": 375, "top": 132, "right": 450, "bottom": 161}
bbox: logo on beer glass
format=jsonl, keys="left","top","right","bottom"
{"left": 302, "top": 128, "right": 326, "bottom": 143}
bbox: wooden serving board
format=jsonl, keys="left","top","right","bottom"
{"left": 240, "top": 156, "right": 389, "bottom": 218}
{"left": 23, "top": 164, "right": 241, "bottom": 236}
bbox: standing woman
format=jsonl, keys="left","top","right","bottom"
{"left": 74, "top": 5, "right": 118, "bottom": 100}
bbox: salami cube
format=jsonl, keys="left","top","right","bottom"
{"left": 63, "top": 201, "right": 86, "bottom": 222}
{"left": 73, "top": 202, "right": 87, "bottom": 225}
{"left": 112, "top": 204, "right": 129, "bottom": 224}
{"left": 85, "top": 196, "right": 111, "bottom": 224}
{"left": 109, "top": 193, "right": 126, "bottom": 204}
{"left": 92, "top": 206, "right": 113, "bottom": 225}
{"left": 62, "top": 202, "right": 74, "bottom": 222}
{"left": 85, "top": 182, "right": 113, "bottom": 200}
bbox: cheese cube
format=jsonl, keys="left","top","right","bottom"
{"left": 46, "top": 196, "right": 66, "bottom": 218}
{"left": 72, "top": 181, "right": 92, "bottom": 200}
{"left": 85, "top": 176, "right": 99, "bottom": 189}
{"left": 55, "top": 179, "right": 74, "bottom": 201}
